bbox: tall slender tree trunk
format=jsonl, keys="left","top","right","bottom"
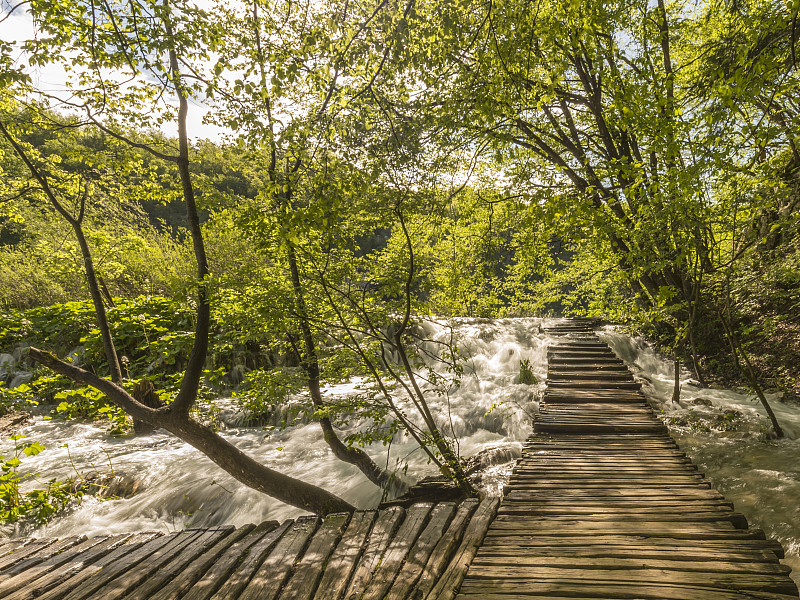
{"left": 286, "top": 244, "right": 399, "bottom": 490}
{"left": 672, "top": 358, "right": 681, "bottom": 404}
{"left": 716, "top": 309, "right": 784, "bottom": 438}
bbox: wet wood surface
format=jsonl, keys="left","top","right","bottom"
{"left": 453, "top": 319, "right": 799, "bottom": 600}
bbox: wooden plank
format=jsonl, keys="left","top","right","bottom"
{"left": 237, "top": 516, "right": 320, "bottom": 600}
{"left": 478, "top": 545, "right": 780, "bottom": 563}
{"left": 471, "top": 555, "right": 792, "bottom": 574}
{"left": 548, "top": 373, "right": 633, "bottom": 381}
{"left": 385, "top": 502, "right": 458, "bottom": 600}
{"left": 503, "top": 487, "right": 725, "bottom": 499}
{"left": 534, "top": 424, "right": 663, "bottom": 434}
{"left": 548, "top": 364, "right": 631, "bottom": 370}
{"left": 0, "top": 536, "right": 86, "bottom": 584}
{"left": 511, "top": 468, "right": 701, "bottom": 477}
{"left": 424, "top": 497, "right": 499, "bottom": 600}
{"left": 523, "top": 439, "right": 677, "bottom": 445}
{"left": 517, "top": 457, "right": 693, "bottom": 464}
{"left": 40, "top": 532, "right": 171, "bottom": 600}
{"left": 0, "top": 539, "right": 57, "bottom": 571}
{"left": 312, "top": 511, "right": 377, "bottom": 600}
{"left": 123, "top": 527, "right": 235, "bottom": 600}
{"left": 150, "top": 523, "right": 259, "bottom": 600}
{"left": 525, "top": 435, "right": 673, "bottom": 441}
{"left": 75, "top": 530, "right": 203, "bottom": 600}
{"left": 492, "top": 511, "right": 746, "bottom": 527}
{"left": 2, "top": 534, "right": 132, "bottom": 600}
{"left": 359, "top": 502, "right": 434, "bottom": 600}
{"left": 507, "top": 479, "right": 710, "bottom": 488}
{"left": 211, "top": 521, "right": 293, "bottom": 600}
{"left": 342, "top": 506, "right": 405, "bottom": 600}
{"left": 498, "top": 502, "right": 736, "bottom": 512}
{"left": 484, "top": 521, "right": 759, "bottom": 537}
{"left": 277, "top": 513, "right": 350, "bottom": 600}
{"left": 457, "top": 590, "right": 800, "bottom": 600}
{"left": 511, "top": 469, "right": 701, "bottom": 477}
{"left": 479, "top": 534, "right": 784, "bottom": 553}
{"left": 460, "top": 569, "right": 799, "bottom": 595}
{"left": 412, "top": 499, "right": 479, "bottom": 600}
{"left": 0, "top": 539, "right": 27, "bottom": 552}
{"left": 508, "top": 479, "right": 707, "bottom": 487}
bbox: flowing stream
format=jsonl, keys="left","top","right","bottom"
{"left": 2, "top": 319, "right": 799, "bottom": 585}
{"left": 1, "top": 318, "right": 549, "bottom": 538}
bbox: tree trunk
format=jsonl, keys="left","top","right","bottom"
{"left": 672, "top": 358, "right": 681, "bottom": 404}
{"left": 286, "top": 243, "right": 399, "bottom": 491}
{"left": 73, "top": 225, "right": 124, "bottom": 384}
{"left": 28, "top": 348, "right": 356, "bottom": 514}
{"left": 715, "top": 311, "right": 784, "bottom": 438}
{"left": 163, "top": 13, "right": 209, "bottom": 417}
{"left": 0, "top": 121, "right": 123, "bottom": 385}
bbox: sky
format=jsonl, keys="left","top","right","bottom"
{"left": 0, "top": 1, "right": 229, "bottom": 141}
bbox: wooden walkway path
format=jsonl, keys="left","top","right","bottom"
{"left": 1, "top": 319, "right": 797, "bottom": 599}
{"left": 0, "top": 497, "right": 499, "bottom": 600}
{"left": 455, "top": 319, "right": 799, "bottom": 600}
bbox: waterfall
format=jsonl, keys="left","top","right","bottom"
{"left": 3, "top": 317, "right": 798, "bottom": 589}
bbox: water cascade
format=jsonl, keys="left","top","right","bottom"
{"left": 2, "top": 319, "right": 798, "bottom": 587}
{"left": 1, "top": 318, "right": 551, "bottom": 538}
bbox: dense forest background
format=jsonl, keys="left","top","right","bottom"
{"left": 0, "top": 0, "right": 799, "bottom": 516}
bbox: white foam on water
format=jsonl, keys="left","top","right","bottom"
{"left": 5, "top": 317, "right": 796, "bottom": 591}
{"left": 1, "top": 317, "right": 552, "bottom": 538}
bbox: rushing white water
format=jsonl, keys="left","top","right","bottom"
{"left": 3, "top": 319, "right": 798, "bottom": 589}
{"left": 1, "top": 318, "right": 554, "bottom": 538}
{"left": 599, "top": 327, "right": 800, "bottom": 586}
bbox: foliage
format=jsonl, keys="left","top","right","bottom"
{"left": 518, "top": 360, "right": 538, "bottom": 385}
{"left": 233, "top": 368, "right": 303, "bottom": 425}
{"left": 53, "top": 387, "right": 130, "bottom": 435}
{"left": 0, "top": 108, "right": 198, "bottom": 309}
{"left": 0, "top": 0, "right": 798, "bottom": 500}
{"left": 0, "top": 296, "right": 278, "bottom": 432}
{"left": 0, "top": 435, "right": 82, "bottom": 525}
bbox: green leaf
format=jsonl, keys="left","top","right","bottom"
{"left": 23, "top": 442, "right": 45, "bottom": 457}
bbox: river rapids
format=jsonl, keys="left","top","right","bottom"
{"left": 2, "top": 319, "right": 798, "bottom": 584}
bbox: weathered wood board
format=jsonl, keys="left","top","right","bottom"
{"left": 0, "top": 501, "right": 497, "bottom": 600}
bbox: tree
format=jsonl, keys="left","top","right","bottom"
{"left": 1, "top": 0, "right": 355, "bottom": 514}
{"left": 215, "top": 0, "right": 476, "bottom": 492}
{"left": 424, "top": 0, "right": 714, "bottom": 308}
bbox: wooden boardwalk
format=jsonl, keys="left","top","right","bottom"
{"left": 2, "top": 318, "right": 797, "bottom": 599}
{"left": 455, "top": 319, "right": 799, "bottom": 600}
{"left": 0, "top": 498, "right": 500, "bottom": 600}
